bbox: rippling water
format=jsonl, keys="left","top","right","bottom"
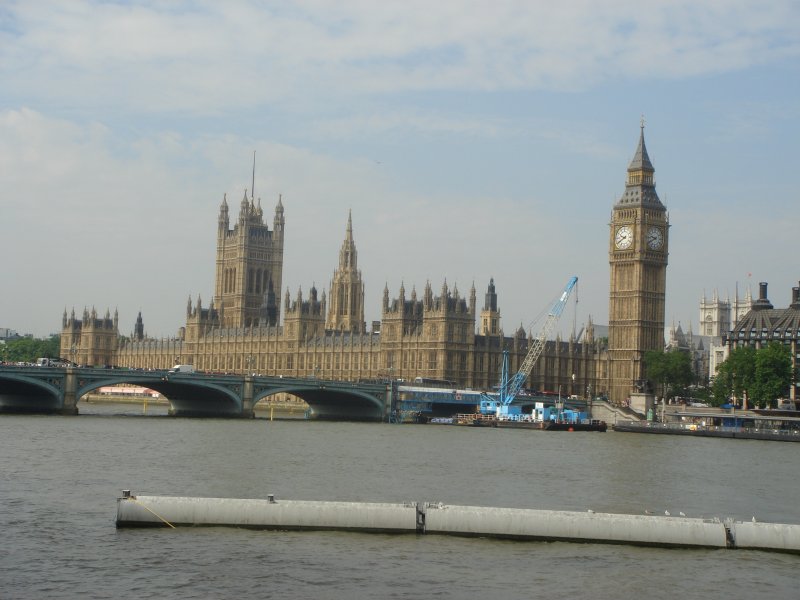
{"left": 1, "top": 403, "right": 799, "bottom": 599}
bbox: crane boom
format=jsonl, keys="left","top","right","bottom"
{"left": 481, "top": 276, "right": 578, "bottom": 415}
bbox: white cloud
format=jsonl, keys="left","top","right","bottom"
{"left": 1, "top": 1, "right": 798, "bottom": 343}
{"left": 3, "top": 1, "right": 798, "bottom": 116}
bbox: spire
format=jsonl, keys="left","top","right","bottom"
{"left": 628, "top": 117, "right": 654, "bottom": 173}
{"left": 469, "top": 281, "right": 477, "bottom": 315}
{"left": 484, "top": 277, "right": 498, "bottom": 311}
{"left": 274, "top": 194, "right": 285, "bottom": 235}
{"left": 617, "top": 118, "right": 662, "bottom": 208}
{"left": 338, "top": 211, "right": 357, "bottom": 269}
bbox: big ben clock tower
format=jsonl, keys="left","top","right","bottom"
{"left": 608, "top": 122, "right": 669, "bottom": 404}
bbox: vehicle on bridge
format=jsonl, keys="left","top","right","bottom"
{"left": 36, "top": 357, "right": 70, "bottom": 367}
{"left": 168, "top": 364, "right": 196, "bottom": 374}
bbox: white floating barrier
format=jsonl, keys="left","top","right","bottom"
{"left": 116, "top": 492, "right": 418, "bottom": 533}
{"left": 730, "top": 520, "right": 800, "bottom": 553}
{"left": 115, "top": 492, "right": 800, "bottom": 553}
{"left": 422, "top": 504, "right": 728, "bottom": 548}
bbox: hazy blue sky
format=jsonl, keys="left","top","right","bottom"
{"left": 1, "top": 1, "right": 798, "bottom": 340}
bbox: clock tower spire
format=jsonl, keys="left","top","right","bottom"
{"left": 607, "top": 122, "right": 669, "bottom": 405}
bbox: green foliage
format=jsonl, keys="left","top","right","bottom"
{"left": 1, "top": 335, "right": 61, "bottom": 363}
{"left": 711, "top": 346, "right": 756, "bottom": 406}
{"left": 643, "top": 350, "right": 694, "bottom": 399}
{"left": 712, "top": 343, "right": 792, "bottom": 408}
{"left": 752, "top": 343, "right": 792, "bottom": 408}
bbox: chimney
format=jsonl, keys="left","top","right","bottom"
{"left": 753, "top": 282, "right": 773, "bottom": 310}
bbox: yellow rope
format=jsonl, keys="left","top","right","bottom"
{"left": 130, "top": 497, "right": 176, "bottom": 529}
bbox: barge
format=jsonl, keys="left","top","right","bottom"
{"left": 613, "top": 411, "right": 800, "bottom": 442}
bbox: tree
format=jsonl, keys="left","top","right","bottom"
{"left": 752, "top": 343, "right": 792, "bottom": 408}
{"left": 711, "top": 346, "right": 756, "bottom": 406}
{"left": 712, "top": 343, "right": 792, "bottom": 408}
{"left": 2, "top": 335, "right": 61, "bottom": 364}
{"left": 643, "top": 350, "right": 694, "bottom": 400}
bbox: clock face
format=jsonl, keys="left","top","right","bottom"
{"left": 646, "top": 226, "right": 664, "bottom": 250}
{"left": 614, "top": 225, "right": 633, "bottom": 249}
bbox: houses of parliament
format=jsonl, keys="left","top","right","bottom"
{"left": 60, "top": 127, "right": 669, "bottom": 405}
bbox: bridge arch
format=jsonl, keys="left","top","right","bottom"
{"left": 75, "top": 376, "right": 243, "bottom": 417}
{"left": 0, "top": 371, "right": 64, "bottom": 413}
{"left": 253, "top": 383, "right": 386, "bottom": 421}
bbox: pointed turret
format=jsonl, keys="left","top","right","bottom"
{"left": 628, "top": 123, "right": 654, "bottom": 174}
{"left": 484, "top": 277, "right": 498, "bottom": 311}
{"left": 274, "top": 194, "right": 285, "bottom": 235}
{"left": 338, "top": 210, "right": 357, "bottom": 270}
{"left": 469, "top": 282, "right": 477, "bottom": 316}
{"left": 616, "top": 119, "right": 663, "bottom": 208}
{"left": 219, "top": 194, "right": 229, "bottom": 227}
{"left": 134, "top": 311, "right": 144, "bottom": 341}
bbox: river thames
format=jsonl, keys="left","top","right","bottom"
{"left": 1, "top": 403, "right": 798, "bottom": 599}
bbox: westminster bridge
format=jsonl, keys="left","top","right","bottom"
{"left": 0, "top": 366, "right": 393, "bottom": 420}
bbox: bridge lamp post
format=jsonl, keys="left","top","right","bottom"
{"left": 246, "top": 355, "right": 254, "bottom": 376}
{"left": 70, "top": 344, "right": 77, "bottom": 367}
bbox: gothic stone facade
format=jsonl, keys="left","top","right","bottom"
{"left": 607, "top": 125, "right": 669, "bottom": 404}
{"left": 62, "top": 196, "right": 606, "bottom": 398}
{"left": 63, "top": 130, "right": 675, "bottom": 402}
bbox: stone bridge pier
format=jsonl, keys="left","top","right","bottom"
{"left": 62, "top": 368, "right": 80, "bottom": 415}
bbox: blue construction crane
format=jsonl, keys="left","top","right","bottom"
{"left": 479, "top": 276, "right": 578, "bottom": 416}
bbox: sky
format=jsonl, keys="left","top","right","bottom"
{"left": 1, "top": 1, "right": 799, "bottom": 340}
